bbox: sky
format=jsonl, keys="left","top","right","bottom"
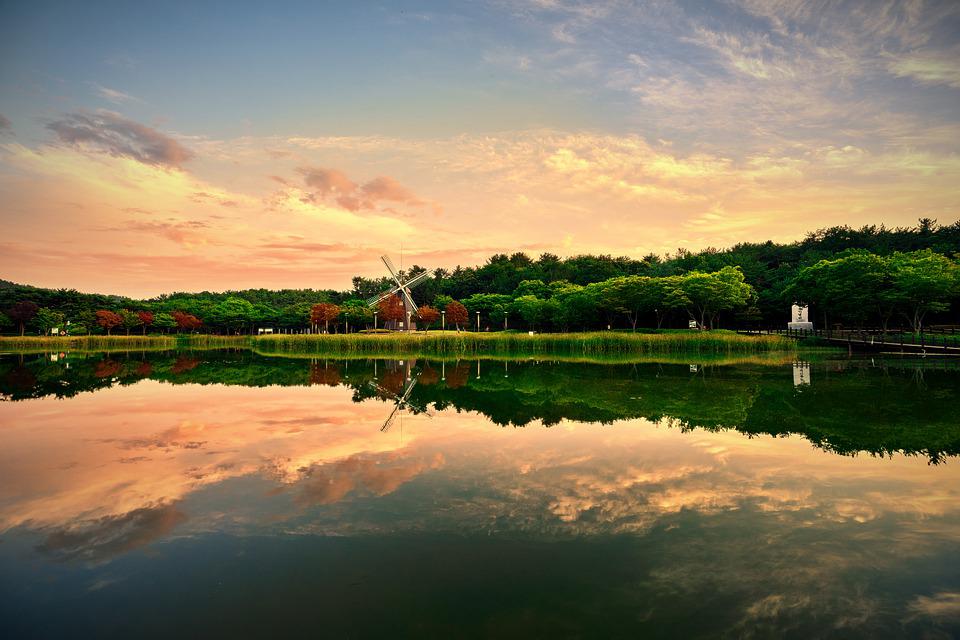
{"left": 1, "top": 0, "right": 959, "bottom": 297}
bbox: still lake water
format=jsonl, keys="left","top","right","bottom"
{"left": 1, "top": 350, "right": 959, "bottom": 638}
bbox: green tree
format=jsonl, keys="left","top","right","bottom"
{"left": 119, "top": 309, "right": 142, "bottom": 335}
{"left": 510, "top": 296, "right": 548, "bottom": 331}
{"left": 35, "top": 308, "right": 66, "bottom": 335}
{"left": 280, "top": 302, "right": 312, "bottom": 329}
{"left": 597, "top": 276, "right": 656, "bottom": 330}
{"left": 552, "top": 283, "right": 598, "bottom": 331}
{"left": 674, "top": 267, "right": 753, "bottom": 329}
{"left": 153, "top": 312, "right": 177, "bottom": 333}
{"left": 207, "top": 297, "right": 256, "bottom": 333}
{"left": 513, "top": 279, "right": 550, "bottom": 299}
{"left": 888, "top": 250, "right": 959, "bottom": 332}
{"left": 788, "top": 251, "right": 892, "bottom": 329}
{"left": 340, "top": 299, "right": 373, "bottom": 332}
{"left": 463, "top": 293, "right": 512, "bottom": 330}
{"left": 252, "top": 303, "right": 279, "bottom": 328}
{"left": 433, "top": 294, "right": 454, "bottom": 310}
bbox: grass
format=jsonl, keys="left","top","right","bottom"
{"left": 0, "top": 330, "right": 799, "bottom": 358}
{"left": 250, "top": 330, "right": 797, "bottom": 357}
{"left": 0, "top": 334, "right": 254, "bottom": 354}
{"left": 0, "top": 335, "right": 178, "bottom": 353}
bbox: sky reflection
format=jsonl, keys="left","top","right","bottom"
{"left": 2, "top": 360, "right": 959, "bottom": 636}
{"left": 2, "top": 375, "right": 958, "bottom": 549}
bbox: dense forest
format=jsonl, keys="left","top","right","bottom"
{"left": 2, "top": 220, "right": 958, "bottom": 335}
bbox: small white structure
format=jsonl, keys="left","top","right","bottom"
{"left": 792, "top": 361, "right": 811, "bottom": 387}
{"left": 257, "top": 327, "right": 274, "bottom": 335}
{"left": 788, "top": 304, "right": 814, "bottom": 331}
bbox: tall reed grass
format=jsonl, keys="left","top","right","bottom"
{"left": 0, "top": 335, "right": 177, "bottom": 352}
{"left": 250, "top": 330, "right": 796, "bottom": 357}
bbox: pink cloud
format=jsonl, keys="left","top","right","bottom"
{"left": 295, "top": 165, "right": 438, "bottom": 214}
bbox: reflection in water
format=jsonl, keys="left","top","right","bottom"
{"left": 1, "top": 351, "right": 959, "bottom": 637}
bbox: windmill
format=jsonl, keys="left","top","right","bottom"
{"left": 368, "top": 365, "right": 433, "bottom": 432}
{"left": 366, "top": 255, "right": 430, "bottom": 331}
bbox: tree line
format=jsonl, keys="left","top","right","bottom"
{"left": 1, "top": 220, "right": 958, "bottom": 335}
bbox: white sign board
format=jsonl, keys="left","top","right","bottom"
{"left": 793, "top": 361, "right": 811, "bottom": 387}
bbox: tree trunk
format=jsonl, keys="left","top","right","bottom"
{"left": 19, "top": 323, "right": 25, "bottom": 336}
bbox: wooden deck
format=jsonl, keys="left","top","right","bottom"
{"left": 738, "top": 329, "right": 960, "bottom": 355}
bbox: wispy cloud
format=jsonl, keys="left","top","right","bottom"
{"left": 887, "top": 48, "right": 960, "bottom": 88}
{"left": 91, "top": 83, "right": 142, "bottom": 104}
{"left": 46, "top": 110, "right": 194, "bottom": 169}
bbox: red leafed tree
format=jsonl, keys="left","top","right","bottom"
{"left": 445, "top": 300, "right": 468, "bottom": 331}
{"left": 172, "top": 311, "right": 202, "bottom": 333}
{"left": 309, "top": 363, "right": 342, "bottom": 386}
{"left": 172, "top": 356, "right": 200, "bottom": 374}
{"left": 7, "top": 301, "right": 39, "bottom": 336}
{"left": 137, "top": 311, "right": 154, "bottom": 335}
{"left": 415, "top": 305, "right": 440, "bottom": 331}
{"left": 377, "top": 295, "right": 406, "bottom": 327}
{"left": 95, "top": 310, "right": 123, "bottom": 335}
{"left": 94, "top": 359, "right": 122, "bottom": 378}
{"left": 310, "top": 302, "right": 341, "bottom": 333}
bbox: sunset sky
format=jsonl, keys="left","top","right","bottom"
{"left": 1, "top": 0, "right": 959, "bottom": 296}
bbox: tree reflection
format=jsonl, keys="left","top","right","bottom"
{"left": 2, "top": 350, "right": 958, "bottom": 461}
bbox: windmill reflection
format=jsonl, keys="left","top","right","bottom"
{"left": 369, "top": 360, "right": 433, "bottom": 432}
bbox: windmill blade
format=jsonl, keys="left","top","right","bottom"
{"left": 401, "top": 288, "right": 419, "bottom": 314}
{"left": 380, "top": 403, "right": 401, "bottom": 432}
{"left": 382, "top": 255, "right": 402, "bottom": 283}
{"left": 400, "top": 377, "right": 418, "bottom": 402}
{"left": 403, "top": 271, "right": 431, "bottom": 290}
{"left": 404, "top": 399, "right": 433, "bottom": 417}
{"left": 368, "top": 381, "right": 397, "bottom": 399}
{"left": 366, "top": 287, "right": 401, "bottom": 307}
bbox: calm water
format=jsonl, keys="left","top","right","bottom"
{"left": 1, "top": 350, "right": 959, "bottom": 638}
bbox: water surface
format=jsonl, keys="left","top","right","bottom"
{"left": 1, "top": 351, "right": 959, "bottom": 638}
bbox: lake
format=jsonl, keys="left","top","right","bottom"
{"left": 1, "top": 350, "right": 959, "bottom": 638}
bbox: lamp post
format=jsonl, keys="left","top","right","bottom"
{"left": 373, "top": 310, "right": 378, "bottom": 330}
{"left": 504, "top": 312, "right": 508, "bottom": 331}
{"left": 441, "top": 310, "right": 445, "bottom": 331}
{"left": 476, "top": 311, "right": 481, "bottom": 332}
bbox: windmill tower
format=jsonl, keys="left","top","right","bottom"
{"left": 366, "top": 255, "right": 430, "bottom": 331}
